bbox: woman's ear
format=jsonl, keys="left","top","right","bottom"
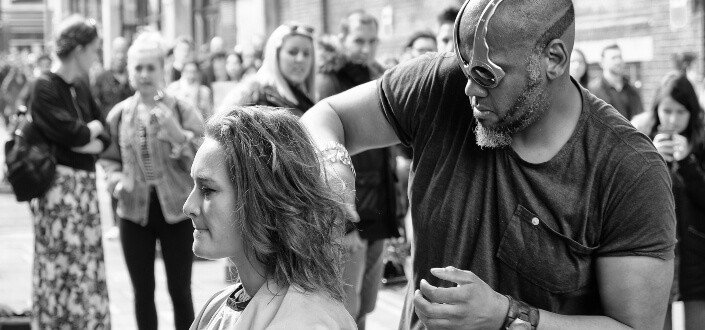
{"left": 545, "top": 39, "right": 569, "bottom": 81}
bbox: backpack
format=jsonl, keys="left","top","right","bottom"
{"left": 4, "top": 108, "right": 56, "bottom": 202}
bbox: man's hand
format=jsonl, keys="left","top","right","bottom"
{"left": 415, "top": 266, "right": 508, "bottom": 330}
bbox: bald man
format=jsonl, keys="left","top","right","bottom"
{"left": 302, "top": 0, "right": 675, "bottom": 329}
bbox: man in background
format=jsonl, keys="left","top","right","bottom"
{"left": 589, "top": 44, "right": 644, "bottom": 119}
{"left": 316, "top": 10, "right": 399, "bottom": 330}
{"left": 436, "top": 6, "right": 459, "bottom": 53}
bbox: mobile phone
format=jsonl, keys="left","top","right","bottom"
{"left": 153, "top": 90, "right": 165, "bottom": 103}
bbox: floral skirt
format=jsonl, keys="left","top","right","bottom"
{"left": 29, "top": 165, "right": 111, "bottom": 329}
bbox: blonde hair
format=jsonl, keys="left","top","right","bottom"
{"left": 127, "top": 29, "right": 166, "bottom": 68}
{"left": 126, "top": 30, "right": 167, "bottom": 89}
{"left": 256, "top": 23, "right": 316, "bottom": 105}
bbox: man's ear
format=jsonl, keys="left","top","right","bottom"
{"left": 544, "top": 39, "right": 569, "bottom": 81}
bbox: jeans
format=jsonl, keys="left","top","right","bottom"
{"left": 120, "top": 190, "right": 195, "bottom": 330}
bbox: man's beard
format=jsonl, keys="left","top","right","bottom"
{"left": 474, "top": 54, "right": 550, "bottom": 148}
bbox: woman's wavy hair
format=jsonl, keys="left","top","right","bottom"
{"left": 54, "top": 15, "right": 99, "bottom": 60}
{"left": 205, "top": 106, "right": 346, "bottom": 301}
{"left": 257, "top": 23, "right": 316, "bottom": 105}
{"left": 650, "top": 71, "right": 705, "bottom": 157}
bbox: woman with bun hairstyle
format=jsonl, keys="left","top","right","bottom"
{"left": 28, "top": 15, "right": 112, "bottom": 328}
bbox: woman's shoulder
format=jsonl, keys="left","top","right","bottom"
{"left": 105, "top": 96, "right": 135, "bottom": 123}
{"left": 268, "top": 287, "right": 356, "bottom": 329}
{"left": 192, "top": 284, "right": 242, "bottom": 329}
{"left": 219, "top": 77, "right": 262, "bottom": 109}
{"left": 32, "top": 72, "right": 62, "bottom": 94}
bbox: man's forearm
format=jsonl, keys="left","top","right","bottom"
{"left": 537, "top": 311, "right": 631, "bottom": 330}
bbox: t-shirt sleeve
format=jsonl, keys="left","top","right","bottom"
{"left": 599, "top": 160, "right": 677, "bottom": 260}
{"left": 377, "top": 53, "right": 464, "bottom": 147}
{"left": 30, "top": 77, "right": 92, "bottom": 148}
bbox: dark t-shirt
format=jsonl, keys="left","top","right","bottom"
{"left": 588, "top": 76, "right": 644, "bottom": 120}
{"left": 377, "top": 53, "right": 676, "bottom": 329}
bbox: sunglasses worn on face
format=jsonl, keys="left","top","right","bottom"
{"left": 454, "top": 0, "right": 505, "bottom": 89}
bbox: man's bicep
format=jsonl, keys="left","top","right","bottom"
{"left": 324, "top": 81, "right": 399, "bottom": 154}
{"left": 597, "top": 256, "right": 673, "bottom": 330}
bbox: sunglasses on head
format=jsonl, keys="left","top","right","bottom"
{"left": 286, "top": 24, "right": 315, "bottom": 38}
{"left": 454, "top": 0, "right": 505, "bottom": 89}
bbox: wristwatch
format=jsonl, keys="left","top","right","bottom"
{"left": 503, "top": 295, "right": 540, "bottom": 330}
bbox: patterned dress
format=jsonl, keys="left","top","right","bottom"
{"left": 29, "top": 165, "right": 111, "bottom": 329}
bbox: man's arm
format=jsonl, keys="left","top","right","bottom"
{"left": 301, "top": 80, "right": 400, "bottom": 222}
{"left": 416, "top": 256, "right": 672, "bottom": 330}
{"left": 301, "top": 80, "right": 399, "bottom": 155}
{"left": 537, "top": 256, "right": 672, "bottom": 329}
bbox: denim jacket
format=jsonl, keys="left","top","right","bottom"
{"left": 99, "top": 94, "right": 204, "bottom": 225}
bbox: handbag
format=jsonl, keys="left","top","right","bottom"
{"left": 4, "top": 107, "right": 56, "bottom": 202}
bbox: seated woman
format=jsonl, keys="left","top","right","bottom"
{"left": 185, "top": 106, "right": 356, "bottom": 329}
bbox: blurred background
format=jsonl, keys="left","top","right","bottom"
{"left": 1, "top": 0, "right": 704, "bottom": 109}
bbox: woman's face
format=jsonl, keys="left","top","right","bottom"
{"left": 181, "top": 62, "right": 199, "bottom": 84}
{"left": 128, "top": 52, "right": 164, "bottom": 94}
{"left": 75, "top": 38, "right": 100, "bottom": 75}
{"left": 278, "top": 35, "right": 313, "bottom": 85}
{"left": 570, "top": 50, "right": 587, "bottom": 80}
{"left": 657, "top": 96, "right": 691, "bottom": 134}
{"left": 184, "top": 138, "right": 243, "bottom": 260}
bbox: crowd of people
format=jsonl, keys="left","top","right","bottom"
{"left": 1, "top": 0, "right": 705, "bottom": 329}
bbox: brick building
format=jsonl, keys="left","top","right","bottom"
{"left": 21, "top": 0, "right": 704, "bottom": 112}
{"left": 274, "top": 0, "right": 463, "bottom": 56}
{"left": 273, "top": 0, "right": 704, "bottom": 109}
{"left": 574, "top": 0, "right": 705, "bottom": 110}
{"left": 0, "top": 0, "right": 47, "bottom": 52}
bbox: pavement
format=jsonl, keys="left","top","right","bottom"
{"left": 0, "top": 123, "right": 406, "bottom": 329}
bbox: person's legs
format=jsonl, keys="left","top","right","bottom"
{"left": 684, "top": 300, "right": 705, "bottom": 330}
{"left": 357, "top": 239, "right": 386, "bottom": 330}
{"left": 679, "top": 226, "right": 705, "bottom": 330}
{"left": 152, "top": 192, "right": 195, "bottom": 330}
{"left": 663, "top": 303, "right": 673, "bottom": 330}
{"left": 341, "top": 233, "right": 368, "bottom": 319}
{"left": 120, "top": 217, "right": 158, "bottom": 330}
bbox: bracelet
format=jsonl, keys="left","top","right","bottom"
{"left": 503, "top": 295, "right": 540, "bottom": 330}
{"left": 318, "top": 141, "right": 356, "bottom": 178}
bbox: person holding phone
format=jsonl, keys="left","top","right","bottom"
{"left": 99, "top": 30, "right": 204, "bottom": 330}
{"left": 634, "top": 71, "right": 705, "bottom": 330}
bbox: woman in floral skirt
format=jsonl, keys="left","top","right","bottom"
{"left": 28, "top": 15, "right": 111, "bottom": 328}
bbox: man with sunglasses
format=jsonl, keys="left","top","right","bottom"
{"left": 303, "top": 0, "right": 675, "bottom": 329}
